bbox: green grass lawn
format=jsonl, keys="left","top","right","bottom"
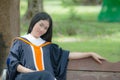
{"left": 20, "top": 0, "right": 120, "bottom": 62}
{"left": 53, "top": 38, "right": 120, "bottom": 62}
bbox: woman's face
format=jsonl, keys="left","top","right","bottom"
{"left": 31, "top": 20, "right": 49, "bottom": 38}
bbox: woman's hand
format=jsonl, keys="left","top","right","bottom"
{"left": 69, "top": 52, "right": 106, "bottom": 64}
{"left": 90, "top": 52, "right": 106, "bottom": 64}
{"left": 17, "top": 64, "right": 36, "bottom": 73}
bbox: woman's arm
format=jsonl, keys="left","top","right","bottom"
{"left": 69, "top": 52, "right": 105, "bottom": 64}
{"left": 17, "top": 64, "right": 36, "bottom": 73}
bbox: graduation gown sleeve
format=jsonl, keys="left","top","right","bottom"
{"left": 6, "top": 40, "right": 22, "bottom": 80}
{"left": 50, "top": 44, "right": 70, "bottom": 80}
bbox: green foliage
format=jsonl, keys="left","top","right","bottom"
{"left": 68, "top": 7, "right": 81, "bottom": 20}
{"left": 20, "top": 0, "right": 28, "bottom": 17}
{"left": 53, "top": 18, "right": 120, "bottom": 37}
{"left": 61, "top": 0, "right": 76, "bottom": 6}
{"left": 98, "top": 0, "right": 120, "bottom": 22}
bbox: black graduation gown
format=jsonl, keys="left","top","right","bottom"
{"left": 6, "top": 37, "right": 69, "bottom": 80}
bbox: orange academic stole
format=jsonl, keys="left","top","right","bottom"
{"left": 16, "top": 37, "right": 51, "bottom": 71}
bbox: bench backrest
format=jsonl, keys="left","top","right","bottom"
{"left": 67, "top": 57, "right": 120, "bottom": 80}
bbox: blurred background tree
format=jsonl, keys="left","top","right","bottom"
{"left": 0, "top": 0, "right": 20, "bottom": 76}
{"left": 22, "top": 0, "right": 43, "bottom": 24}
{"left": 98, "top": 0, "right": 120, "bottom": 22}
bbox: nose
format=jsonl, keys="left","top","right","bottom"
{"left": 40, "top": 27, "right": 44, "bottom": 32}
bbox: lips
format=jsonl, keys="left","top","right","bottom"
{"left": 37, "top": 30, "right": 43, "bottom": 36}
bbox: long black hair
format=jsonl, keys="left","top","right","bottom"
{"left": 27, "top": 12, "right": 53, "bottom": 42}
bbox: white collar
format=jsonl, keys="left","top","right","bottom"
{"left": 22, "top": 34, "right": 46, "bottom": 46}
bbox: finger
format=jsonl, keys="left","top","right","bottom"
{"left": 96, "top": 55, "right": 106, "bottom": 61}
{"left": 93, "top": 57, "right": 102, "bottom": 64}
{"left": 98, "top": 57, "right": 106, "bottom": 61}
{"left": 96, "top": 58, "right": 102, "bottom": 64}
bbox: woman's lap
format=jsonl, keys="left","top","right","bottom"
{"left": 15, "top": 71, "right": 55, "bottom": 80}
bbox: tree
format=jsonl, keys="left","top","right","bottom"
{"left": 98, "top": 0, "right": 120, "bottom": 22}
{"left": 23, "top": 0, "right": 44, "bottom": 23}
{"left": 0, "top": 0, "right": 20, "bottom": 76}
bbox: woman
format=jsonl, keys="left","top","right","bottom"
{"left": 6, "top": 12, "right": 105, "bottom": 80}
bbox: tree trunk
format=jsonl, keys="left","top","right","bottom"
{"left": 0, "top": 0, "right": 20, "bottom": 76}
{"left": 23, "top": 0, "right": 43, "bottom": 23}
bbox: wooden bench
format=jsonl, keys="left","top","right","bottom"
{"left": 1, "top": 58, "right": 120, "bottom": 80}
{"left": 67, "top": 57, "right": 120, "bottom": 80}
